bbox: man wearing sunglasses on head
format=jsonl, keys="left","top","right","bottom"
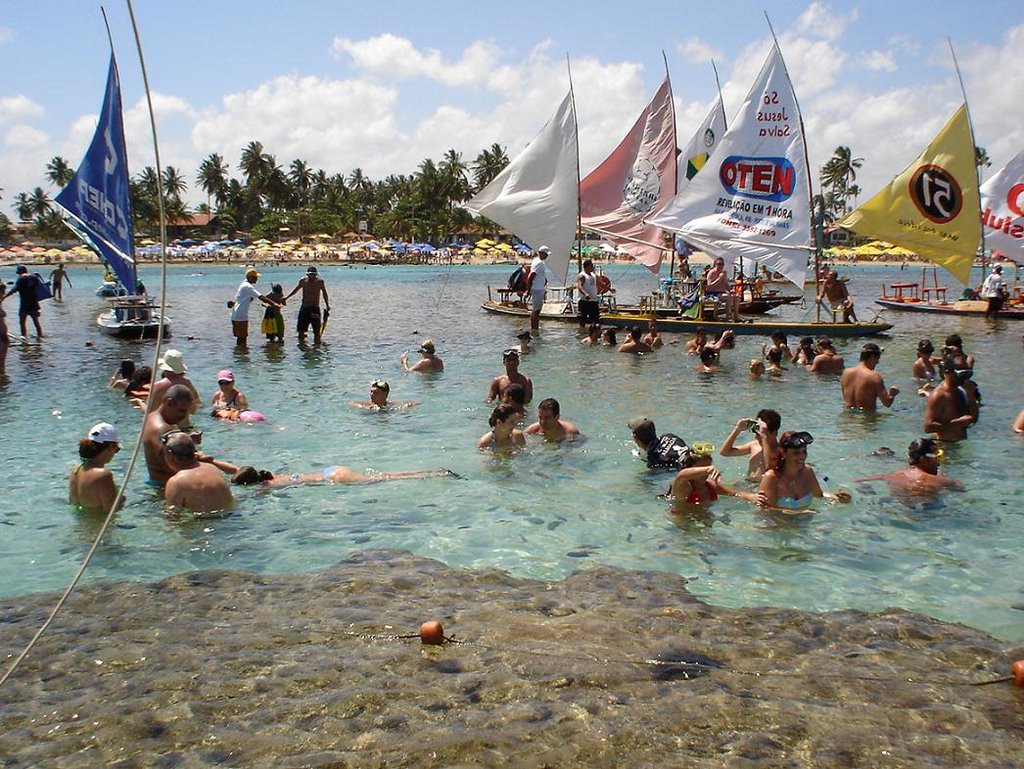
{"left": 854, "top": 438, "right": 962, "bottom": 497}
{"left": 924, "top": 353, "right": 978, "bottom": 442}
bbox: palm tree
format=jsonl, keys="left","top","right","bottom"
{"left": 197, "top": 153, "right": 230, "bottom": 209}
{"left": 28, "top": 187, "right": 52, "bottom": 218}
{"left": 45, "top": 156, "right": 75, "bottom": 188}
{"left": 14, "top": 192, "right": 34, "bottom": 222}
{"left": 471, "top": 143, "right": 510, "bottom": 191}
{"left": 162, "top": 166, "right": 188, "bottom": 200}
{"left": 288, "top": 159, "right": 313, "bottom": 208}
{"left": 239, "top": 141, "right": 270, "bottom": 186}
{"left": 819, "top": 146, "right": 863, "bottom": 216}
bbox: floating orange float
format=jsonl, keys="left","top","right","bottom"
{"left": 420, "top": 620, "right": 444, "bottom": 645}
{"left": 1012, "top": 659, "right": 1024, "bottom": 688}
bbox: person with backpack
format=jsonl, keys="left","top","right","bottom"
{"left": 10, "top": 264, "right": 45, "bottom": 338}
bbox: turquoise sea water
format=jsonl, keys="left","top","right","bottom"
{"left": 1, "top": 261, "right": 1021, "bottom": 640}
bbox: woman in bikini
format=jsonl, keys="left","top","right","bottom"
{"left": 668, "top": 444, "right": 761, "bottom": 510}
{"left": 211, "top": 369, "right": 250, "bottom": 420}
{"left": 757, "top": 431, "right": 851, "bottom": 513}
{"left": 478, "top": 403, "right": 526, "bottom": 451}
{"left": 69, "top": 422, "right": 124, "bottom": 514}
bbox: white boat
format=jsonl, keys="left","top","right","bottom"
{"left": 53, "top": 51, "right": 170, "bottom": 340}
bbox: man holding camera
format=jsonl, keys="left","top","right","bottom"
{"left": 719, "top": 409, "right": 781, "bottom": 480}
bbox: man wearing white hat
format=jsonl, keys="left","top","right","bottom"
{"left": 527, "top": 246, "right": 553, "bottom": 332}
{"left": 230, "top": 268, "right": 278, "bottom": 348}
{"left": 145, "top": 349, "right": 201, "bottom": 427}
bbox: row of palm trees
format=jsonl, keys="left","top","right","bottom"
{"left": 6, "top": 141, "right": 512, "bottom": 245}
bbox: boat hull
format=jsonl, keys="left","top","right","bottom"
{"left": 875, "top": 298, "right": 1024, "bottom": 319}
{"left": 482, "top": 302, "right": 891, "bottom": 337}
{"left": 96, "top": 310, "right": 170, "bottom": 339}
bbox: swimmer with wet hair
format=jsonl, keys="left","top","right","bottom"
{"left": 855, "top": 437, "right": 962, "bottom": 497}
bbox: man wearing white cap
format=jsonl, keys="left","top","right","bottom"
{"left": 527, "top": 245, "right": 554, "bottom": 332}
{"left": 230, "top": 268, "right": 278, "bottom": 348}
{"left": 284, "top": 265, "right": 331, "bottom": 346}
{"left": 69, "top": 422, "right": 124, "bottom": 514}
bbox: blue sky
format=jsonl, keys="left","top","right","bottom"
{"left": 2, "top": 1, "right": 1022, "bottom": 218}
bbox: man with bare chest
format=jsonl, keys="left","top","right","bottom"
{"left": 285, "top": 266, "right": 330, "bottom": 345}
{"left": 923, "top": 353, "right": 977, "bottom": 441}
{"left": 841, "top": 343, "right": 898, "bottom": 412}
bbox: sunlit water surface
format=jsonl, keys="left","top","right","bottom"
{"left": 1, "top": 261, "right": 1021, "bottom": 640}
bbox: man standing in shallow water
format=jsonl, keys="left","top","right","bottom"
{"left": 285, "top": 266, "right": 331, "bottom": 346}
{"left": 841, "top": 343, "right": 899, "bottom": 412}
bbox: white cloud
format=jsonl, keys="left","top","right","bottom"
{"left": 676, "top": 38, "right": 724, "bottom": 65}
{"left": 859, "top": 50, "right": 897, "bottom": 72}
{"left": 332, "top": 33, "right": 503, "bottom": 88}
{"left": 0, "top": 27, "right": 13, "bottom": 45}
{"left": 4, "top": 124, "right": 48, "bottom": 149}
{"left": 0, "top": 95, "right": 43, "bottom": 124}
{"left": 795, "top": 2, "right": 858, "bottom": 42}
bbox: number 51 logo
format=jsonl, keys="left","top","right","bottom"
{"left": 909, "top": 164, "right": 963, "bottom": 224}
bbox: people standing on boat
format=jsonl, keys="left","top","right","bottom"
{"left": 618, "top": 326, "right": 652, "bottom": 354}
{"left": 720, "top": 410, "right": 781, "bottom": 480}
{"left": 981, "top": 264, "right": 1008, "bottom": 319}
{"left": 841, "top": 343, "right": 899, "bottom": 412}
{"left": 757, "top": 430, "right": 851, "bottom": 512}
{"left": 703, "top": 258, "right": 738, "bottom": 321}
{"left": 527, "top": 245, "right": 554, "bottom": 332}
{"left": 401, "top": 339, "right": 444, "bottom": 372}
{"left": 261, "top": 283, "right": 286, "bottom": 343}
{"left": 525, "top": 398, "right": 580, "bottom": 442}
{"left": 230, "top": 268, "right": 278, "bottom": 348}
{"left": 11, "top": 264, "right": 43, "bottom": 338}
{"left": 48, "top": 263, "right": 71, "bottom": 300}
{"left": 923, "top": 353, "right": 978, "bottom": 442}
{"left": 818, "top": 270, "right": 857, "bottom": 323}
{"left": 576, "top": 258, "right": 600, "bottom": 328}
{"left": 854, "top": 438, "right": 962, "bottom": 497}
{"left": 807, "top": 338, "right": 844, "bottom": 375}
{"left": 69, "top": 422, "right": 123, "bottom": 514}
{"left": 145, "top": 350, "right": 201, "bottom": 429}
{"left": 628, "top": 417, "right": 689, "bottom": 470}
{"left": 486, "top": 348, "right": 533, "bottom": 405}
{"left": 912, "top": 339, "right": 939, "bottom": 380}
{"left": 478, "top": 403, "right": 526, "bottom": 451}
{"left": 163, "top": 432, "right": 234, "bottom": 517}
{"left": 284, "top": 266, "right": 330, "bottom": 346}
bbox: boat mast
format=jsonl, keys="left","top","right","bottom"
{"left": 567, "top": 54, "right": 583, "bottom": 282}
{"left": 948, "top": 38, "right": 986, "bottom": 282}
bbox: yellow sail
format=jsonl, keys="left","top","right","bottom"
{"left": 837, "top": 104, "right": 980, "bottom": 284}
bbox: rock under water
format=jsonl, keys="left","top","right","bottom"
{"left": 0, "top": 550, "right": 1021, "bottom": 768}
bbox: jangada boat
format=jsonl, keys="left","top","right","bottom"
{"left": 839, "top": 88, "right": 1024, "bottom": 321}
{"left": 53, "top": 51, "right": 170, "bottom": 340}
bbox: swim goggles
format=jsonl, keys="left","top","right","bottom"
{"left": 780, "top": 431, "right": 814, "bottom": 449}
{"left": 690, "top": 442, "right": 715, "bottom": 456}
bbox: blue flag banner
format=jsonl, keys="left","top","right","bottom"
{"left": 54, "top": 54, "right": 136, "bottom": 292}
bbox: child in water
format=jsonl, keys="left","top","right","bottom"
{"left": 262, "top": 283, "right": 285, "bottom": 343}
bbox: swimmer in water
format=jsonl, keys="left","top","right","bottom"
{"left": 69, "top": 422, "right": 124, "bottom": 514}
{"left": 478, "top": 403, "right": 526, "bottom": 451}
{"left": 232, "top": 465, "right": 457, "bottom": 487}
{"left": 757, "top": 430, "right": 851, "bottom": 513}
{"left": 349, "top": 379, "right": 419, "bottom": 411}
{"left": 854, "top": 438, "right": 962, "bottom": 498}
{"left": 667, "top": 443, "right": 762, "bottom": 509}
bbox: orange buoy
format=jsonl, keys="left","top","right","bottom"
{"left": 1012, "top": 659, "right": 1024, "bottom": 687}
{"left": 420, "top": 620, "right": 445, "bottom": 645}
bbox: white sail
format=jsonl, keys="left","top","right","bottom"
{"left": 463, "top": 89, "right": 580, "bottom": 284}
{"left": 981, "top": 147, "right": 1024, "bottom": 262}
{"left": 649, "top": 42, "right": 812, "bottom": 289}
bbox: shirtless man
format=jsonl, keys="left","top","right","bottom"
{"left": 719, "top": 409, "right": 781, "bottom": 480}
{"left": 525, "top": 398, "right": 580, "bottom": 442}
{"left": 163, "top": 432, "right": 234, "bottom": 516}
{"left": 817, "top": 270, "right": 857, "bottom": 323}
{"left": 618, "top": 326, "right": 652, "bottom": 354}
{"left": 486, "top": 349, "right": 533, "bottom": 404}
{"left": 349, "top": 379, "right": 419, "bottom": 410}
{"left": 855, "top": 438, "right": 962, "bottom": 497}
{"left": 140, "top": 384, "right": 225, "bottom": 486}
{"left": 841, "top": 343, "right": 899, "bottom": 411}
{"left": 401, "top": 339, "right": 444, "bottom": 372}
{"left": 144, "top": 349, "right": 201, "bottom": 428}
{"left": 703, "top": 258, "right": 738, "bottom": 320}
{"left": 807, "top": 338, "right": 844, "bottom": 374}
{"left": 49, "top": 263, "right": 72, "bottom": 300}
{"left": 284, "top": 266, "right": 331, "bottom": 345}
{"left": 923, "top": 353, "right": 977, "bottom": 442}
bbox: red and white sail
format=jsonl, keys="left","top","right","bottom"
{"left": 980, "top": 147, "right": 1024, "bottom": 263}
{"left": 463, "top": 89, "right": 580, "bottom": 284}
{"left": 580, "top": 76, "right": 677, "bottom": 273}
{"left": 649, "top": 42, "right": 812, "bottom": 289}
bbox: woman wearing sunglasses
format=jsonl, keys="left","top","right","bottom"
{"left": 758, "top": 431, "right": 851, "bottom": 512}
{"left": 669, "top": 443, "right": 762, "bottom": 509}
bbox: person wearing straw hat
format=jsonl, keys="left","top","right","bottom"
{"left": 229, "top": 268, "right": 278, "bottom": 348}
{"left": 69, "top": 422, "right": 124, "bottom": 514}
{"left": 284, "top": 265, "right": 331, "bottom": 346}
